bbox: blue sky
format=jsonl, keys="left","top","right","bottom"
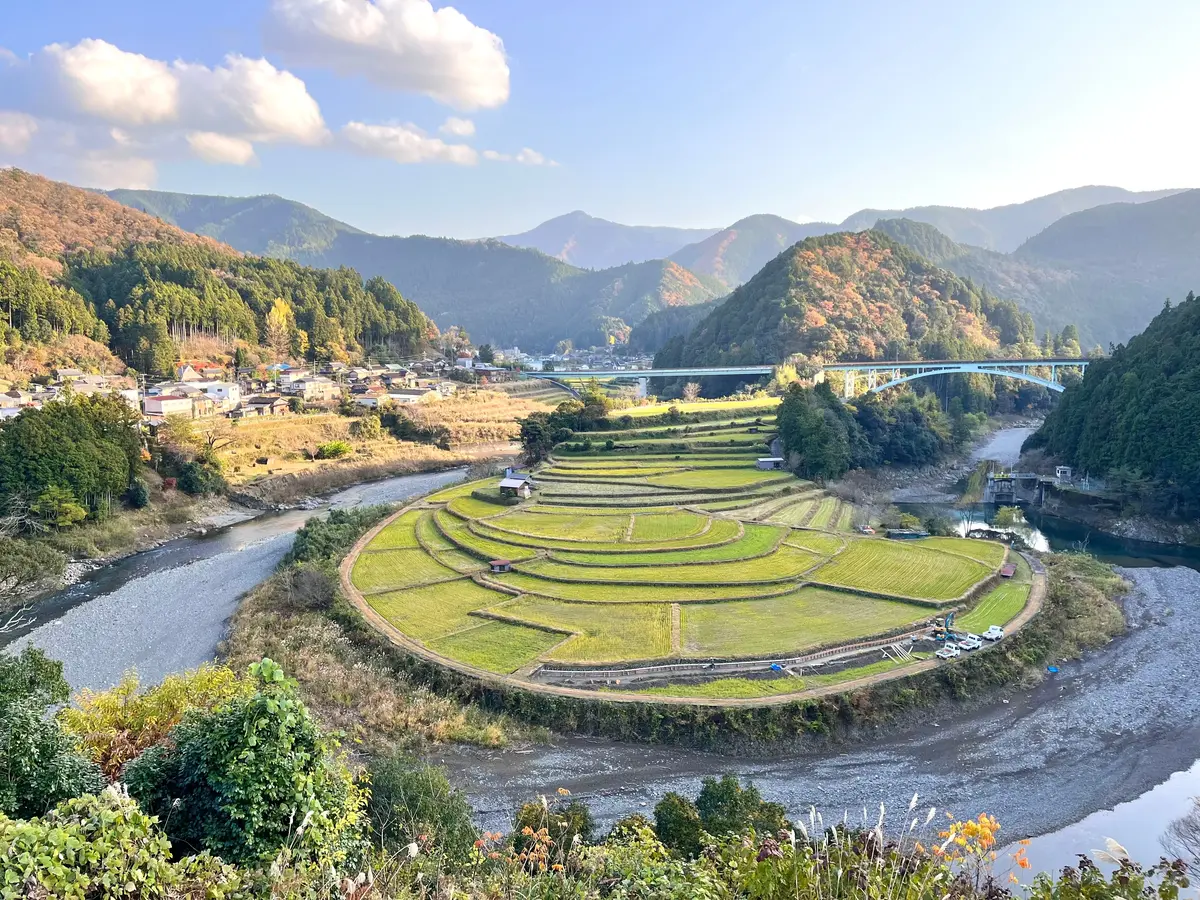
{"left": 1, "top": 0, "right": 1197, "bottom": 237}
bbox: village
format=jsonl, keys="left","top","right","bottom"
{"left": 0, "top": 343, "right": 659, "bottom": 424}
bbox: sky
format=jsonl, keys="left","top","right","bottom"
{"left": 1, "top": 0, "right": 1198, "bottom": 238}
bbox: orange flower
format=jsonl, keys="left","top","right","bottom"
{"left": 1018, "top": 857, "right": 1031, "bottom": 869}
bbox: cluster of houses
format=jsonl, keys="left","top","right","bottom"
{"left": 0, "top": 369, "right": 139, "bottom": 420}
{"left": 0, "top": 356, "right": 471, "bottom": 425}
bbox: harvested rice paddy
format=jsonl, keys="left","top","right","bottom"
{"left": 347, "top": 437, "right": 1017, "bottom": 702}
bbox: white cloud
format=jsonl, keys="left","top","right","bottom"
{"left": 483, "top": 146, "right": 557, "bottom": 166}
{"left": 0, "top": 112, "right": 38, "bottom": 153}
{"left": 0, "top": 39, "right": 329, "bottom": 185}
{"left": 39, "top": 39, "right": 179, "bottom": 126}
{"left": 187, "top": 132, "right": 258, "bottom": 165}
{"left": 76, "top": 152, "right": 157, "bottom": 189}
{"left": 342, "top": 121, "right": 477, "bottom": 164}
{"left": 439, "top": 116, "right": 475, "bottom": 137}
{"left": 175, "top": 55, "right": 328, "bottom": 145}
{"left": 268, "top": 0, "right": 510, "bottom": 110}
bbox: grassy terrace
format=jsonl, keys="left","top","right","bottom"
{"left": 347, "top": 435, "right": 1016, "bottom": 695}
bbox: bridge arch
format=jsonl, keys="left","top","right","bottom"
{"left": 867, "top": 366, "right": 1065, "bottom": 394}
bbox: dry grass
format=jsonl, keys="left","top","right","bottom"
{"left": 223, "top": 572, "right": 524, "bottom": 752}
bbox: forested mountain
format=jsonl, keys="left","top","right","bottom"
{"left": 494, "top": 210, "right": 717, "bottom": 269}
{"left": 839, "top": 186, "right": 1182, "bottom": 252}
{"left": 1027, "top": 292, "right": 1200, "bottom": 516}
{"left": 1, "top": 170, "right": 220, "bottom": 278}
{"left": 668, "top": 215, "right": 837, "bottom": 289}
{"left": 627, "top": 301, "right": 720, "bottom": 353}
{"left": 656, "top": 230, "right": 1037, "bottom": 368}
{"left": 104, "top": 188, "right": 722, "bottom": 349}
{"left": 875, "top": 190, "right": 1200, "bottom": 348}
{"left": 69, "top": 243, "right": 430, "bottom": 374}
{"left": 0, "top": 173, "right": 432, "bottom": 375}
{"left": 106, "top": 189, "right": 363, "bottom": 257}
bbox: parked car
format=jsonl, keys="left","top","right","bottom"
{"left": 983, "top": 625, "right": 1005, "bottom": 641}
{"left": 857, "top": 525, "right": 876, "bottom": 535}
{"left": 957, "top": 634, "right": 983, "bottom": 651}
{"left": 935, "top": 645, "right": 961, "bottom": 660}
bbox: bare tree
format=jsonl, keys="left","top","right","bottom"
{"left": 1163, "top": 797, "right": 1200, "bottom": 865}
{"left": 682, "top": 382, "right": 701, "bottom": 402}
{"left": 0, "top": 605, "right": 35, "bottom": 635}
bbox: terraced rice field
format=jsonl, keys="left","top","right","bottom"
{"left": 812, "top": 538, "right": 995, "bottom": 601}
{"left": 348, "top": 445, "right": 1010, "bottom": 700}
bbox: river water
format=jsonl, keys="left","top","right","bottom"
{"left": 7, "top": 437, "right": 1200, "bottom": 877}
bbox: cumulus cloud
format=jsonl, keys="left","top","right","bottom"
{"left": 38, "top": 39, "right": 179, "bottom": 126}
{"left": 0, "top": 112, "right": 38, "bottom": 154}
{"left": 268, "top": 0, "right": 509, "bottom": 110}
{"left": 0, "top": 39, "right": 329, "bottom": 185}
{"left": 76, "top": 152, "right": 157, "bottom": 189}
{"left": 342, "top": 121, "right": 477, "bottom": 164}
{"left": 187, "top": 132, "right": 258, "bottom": 165}
{"left": 439, "top": 116, "right": 475, "bottom": 137}
{"left": 482, "top": 146, "right": 557, "bottom": 166}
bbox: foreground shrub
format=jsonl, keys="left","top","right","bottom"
{"left": 315, "top": 440, "right": 353, "bottom": 460}
{"left": 124, "top": 658, "right": 367, "bottom": 870}
{"left": 367, "top": 754, "right": 478, "bottom": 861}
{"left": 513, "top": 793, "right": 595, "bottom": 858}
{"left": 0, "top": 647, "right": 103, "bottom": 818}
{"left": 696, "top": 774, "right": 789, "bottom": 838}
{"left": 284, "top": 505, "right": 392, "bottom": 567}
{"left": 0, "top": 786, "right": 242, "bottom": 898}
{"left": 59, "top": 664, "right": 254, "bottom": 780}
{"left": 654, "top": 792, "right": 705, "bottom": 858}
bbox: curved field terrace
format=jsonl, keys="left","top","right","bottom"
{"left": 342, "top": 419, "right": 1036, "bottom": 703}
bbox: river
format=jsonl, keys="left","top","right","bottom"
{"left": 7, "top": 437, "right": 1200, "bottom": 876}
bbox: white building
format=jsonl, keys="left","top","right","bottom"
{"left": 144, "top": 395, "right": 195, "bottom": 418}
{"left": 193, "top": 381, "right": 242, "bottom": 410}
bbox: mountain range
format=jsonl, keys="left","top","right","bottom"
{"left": 95, "top": 181, "right": 1200, "bottom": 353}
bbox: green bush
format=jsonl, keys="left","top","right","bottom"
{"left": 0, "top": 536, "right": 66, "bottom": 601}
{"left": 696, "top": 775, "right": 789, "bottom": 838}
{"left": 367, "top": 755, "right": 478, "bottom": 861}
{"left": 653, "top": 792, "right": 705, "bottom": 857}
{"left": 123, "top": 658, "right": 367, "bottom": 869}
{"left": 0, "top": 647, "right": 103, "bottom": 818}
{"left": 513, "top": 796, "right": 595, "bottom": 855}
{"left": 32, "top": 486, "right": 88, "bottom": 529}
{"left": 316, "top": 440, "right": 353, "bottom": 459}
{"left": 178, "top": 461, "right": 225, "bottom": 496}
{"left": 124, "top": 478, "right": 150, "bottom": 509}
{"left": 284, "top": 505, "right": 392, "bottom": 566}
{"left": 0, "top": 787, "right": 243, "bottom": 898}
{"left": 350, "top": 415, "right": 382, "bottom": 441}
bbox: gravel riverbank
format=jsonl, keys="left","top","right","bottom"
{"left": 438, "top": 565, "right": 1200, "bottom": 841}
{"left": 6, "top": 468, "right": 467, "bottom": 692}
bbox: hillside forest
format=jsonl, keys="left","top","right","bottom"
{"left": 1028, "top": 291, "right": 1200, "bottom": 517}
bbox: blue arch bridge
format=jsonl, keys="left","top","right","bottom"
{"left": 531, "top": 358, "right": 1090, "bottom": 398}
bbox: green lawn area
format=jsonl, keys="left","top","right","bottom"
{"left": 497, "top": 572, "right": 790, "bottom": 603}
{"left": 622, "top": 398, "right": 781, "bottom": 418}
{"left": 680, "top": 588, "right": 928, "bottom": 658}
{"left": 783, "top": 530, "right": 845, "bottom": 555}
{"left": 957, "top": 556, "right": 1032, "bottom": 631}
{"left": 416, "top": 511, "right": 457, "bottom": 552}
{"left": 473, "top": 516, "right": 742, "bottom": 553}
{"left": 488, "top": 510, "right": 631, "bottom": 542}
{"left": 424, "top": 478, "right": 488, "bottom": 503}
{"left": 632, "top": 657, "right": 913, "bottom": 699}
{"left": 367, "top": 580, "right": 510, "bottom": 642}
{"left": 521, "top": 543, "right": 820, "bottom": 585}
{"left": 433, "top": 549, "right": 488, "bottom": 574}
{"left": 806, "top": 497, "right": 839, "bottom": 529}
{"left": 366, "top": 510, "right": 424, "bottom": 549}
{"left": 351, "top": 548, "right": 460, "bottom": 593}
{"left": 493, "top": 596, "right": 671, "bottom": 663}
{"left": 917, "top": 536, "right": 1008, "bottom": 568}
{"left": 553, "top": 523, "right": 783, "bottom": 566}
{"left": 644, "top": 469, "right": 792, "bottom": 490}
{"left": 448, "top": 496, "right": 512, "bottom": 519}
{"left": 427, "top": 620, "right": 563, "bottom": 673}
{"left": 812, "top": 539, "right": 990, "bottom": 601}
{"left": 767, "top": 497, "right": 818, "bottom": 525}
{"left": 629, "top": 512, "right": 708, "bottom": 542}
{"left": 433, "top": 509, "right": 538, "bottom": 562}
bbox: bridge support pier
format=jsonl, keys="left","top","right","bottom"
{"left": 636, "top": 377, "right": 648, "bottom": 399}
{"left": 844, "top": 370, "right": 854, "bottom": 399}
